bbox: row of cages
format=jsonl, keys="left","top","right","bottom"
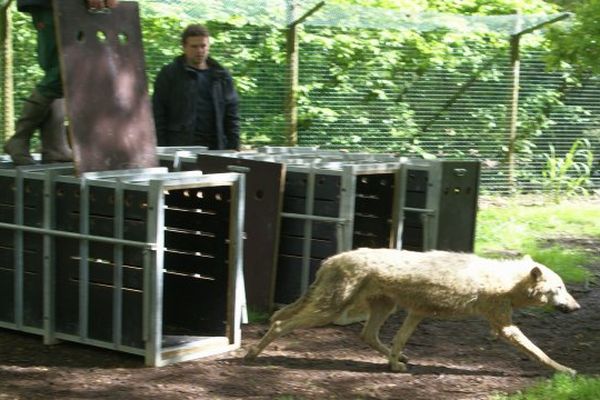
{"left": 0, "top": 148, "right": 480, "bottom": 365}
{"left": 0, "top": 161, "right": 246, "bottom": 366}
{"left": 156, "top": 147, "right": 481, "bottom": 309}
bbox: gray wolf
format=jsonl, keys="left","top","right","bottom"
{"left": 245, "top": 248, "right": 580, "bottom": 374}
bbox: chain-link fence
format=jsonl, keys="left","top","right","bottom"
{"left": 1, "top": 1, "right": 598, "bottom": 193}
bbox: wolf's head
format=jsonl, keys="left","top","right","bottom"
{"left": 523, "top": 256, "right": 581, "bottom": 313}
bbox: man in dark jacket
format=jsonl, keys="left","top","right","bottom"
{"left": 152, "top": 24, "right": 240, "bottom": 150}
{"left": 4, "top": 0, "right": 118, "bottom": 165}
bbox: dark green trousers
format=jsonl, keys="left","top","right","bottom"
{"left": 30, "top": 9, "right": 62, "bottom": 99}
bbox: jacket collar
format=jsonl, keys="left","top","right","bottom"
{"left": 175, "top": 55, "right": 228, "bottom": 77}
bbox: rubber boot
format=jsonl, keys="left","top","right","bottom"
{"left": 41, "top": 98, "right": 73, "bottom": 163}
{"left": 3, "top": 89, "right": 53, "bottom": 165}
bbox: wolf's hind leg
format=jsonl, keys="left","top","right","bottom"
{"left": 245, "top": 311, "right": 337, "bottom": 360}
{"left": 389, "top": 311, "right": 423, "bottom": 372}
{"left": 360, "top": 297, "right": 396, "bottom": 358}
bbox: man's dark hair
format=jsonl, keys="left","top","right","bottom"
{"left": 182, "top": 24, "right": 210, "bottom": 44}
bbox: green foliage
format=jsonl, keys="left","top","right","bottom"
{"left": 0, "top": 0, "right": 14, "bottom": 10}
{"left": 540, "top": 139, "right": 594, "bottom": 201}
{"left": 296, "top": 23, "right": 517, "bottom": 152}
{"left": 509, "top": 86, "right": 593, "bottom": 188}
{"left": 493, "top": 373, "right": 600, "bottom": 400}
{"left": 11, "top": 11, "right": 40, "bottom": 100}
{"left": 331, "top": 0, "right": 558, "bottom": 14}
{"left": 546, "top": 0, "right": 600, "bottom": 77}
{"left": 427, "top": 0, "right": 557, "bottom": 14}
{"left": 328, "top": 0, "right": 427, "bottom": 12}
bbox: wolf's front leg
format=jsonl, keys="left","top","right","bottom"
{"left": 389, "top": 312, "right": 423, "bottom": 372}
{"left": 498, "top": 324, "right": 576, "bottom": 375}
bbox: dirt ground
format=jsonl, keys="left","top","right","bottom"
{"left": 1, "top": 240, "right": 599, "bottom": 399}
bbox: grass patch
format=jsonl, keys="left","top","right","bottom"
{"left": 493, "top": 374, "right": 600, "bottom": 400}
{"left": 476, "top": 201, "right": 600, "bottom": 254}
{"left": 521, "top": 244, "right": 592, "bottom": 284}
{"left": 475, "top": 199, "right": 599, "bottom": 284}
{"left": 247, "top": 308, "right": 271, "bottom": 323}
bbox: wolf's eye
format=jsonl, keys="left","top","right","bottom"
{"left": 552, "top": 287, "right": 562, "bottom": 295}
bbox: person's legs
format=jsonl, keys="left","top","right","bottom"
{"left": 4, "top": 9, "right": 62, "bottom": 165}
{"left": 4, "top": 88, "right": 53, "bottom": 164}
{"left": 41, "top": 98, "right": 72, "bottom": 163}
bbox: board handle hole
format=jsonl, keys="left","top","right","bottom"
{"left": 118, "top": 32, "right": 129, "bottom": 45}
{"left": 96, "top": 30, "right": 107, "bottom": 43}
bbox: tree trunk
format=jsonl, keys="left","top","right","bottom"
{"left": 507, "top": 34, "right": 520, "bottom": 193}
{"left": 284, "top": 0, "right": 298, "bottom": 147}
{"left": 1, "top": 0, "right": 15, "bottom": 143}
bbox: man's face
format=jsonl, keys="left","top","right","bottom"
{"left": 183, "top": 35, "right": 210, "bottom": 68}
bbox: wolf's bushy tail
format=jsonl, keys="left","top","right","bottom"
{"left": 270, "top": 255, "right": 365, "bottom": 322}
{"left": 269, "top": 265, "right": 329, "bottom": 322}
{"left": 270, "top": 295, "right": 308, "bottom": 322}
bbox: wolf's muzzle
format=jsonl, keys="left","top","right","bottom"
{"left": 556, "top": 302, "right": 580, "bottom": 313}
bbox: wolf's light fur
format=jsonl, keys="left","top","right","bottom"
{"left": 245, "top": 248, "right": 580, "bottom": 374}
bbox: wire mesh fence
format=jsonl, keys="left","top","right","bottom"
{"left": 1, "top": 1, "right": 598, "bottom": 193}
{"left": 297, "top": 35, "right": 600, "bottom": 193}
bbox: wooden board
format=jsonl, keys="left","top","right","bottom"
{"left": 53, "top": 1, "right": 157, "bottom": 174}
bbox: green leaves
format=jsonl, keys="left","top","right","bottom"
{"left": 546, "top": 0, "right": 600, "bottom": 77}
{"left": 0, "top": 0, "right": 14, "bottom": 10}
{"left": 541, "top": 138, "right": 595, "bottom": 201}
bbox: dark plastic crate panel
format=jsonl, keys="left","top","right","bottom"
{"left": 278, "top": 236, "right": 337, "bottom": 259}
{"left": 280, "top": 219, "right": 337, "bottom": 240}
{"left": 163, "top": 273, "right": 227, "bottom": 336}
{"left": 274, "top": 255, "right": 320, "bottom": 304}
{"left": 0, "top": 268, "right": 15, "bottom": 323}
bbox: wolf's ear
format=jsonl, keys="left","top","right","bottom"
{"left": 522, "top": 254, "right": 533, "bottom": 262}
{"left": 530, "top": 266, "right": 543, "bottom": 281}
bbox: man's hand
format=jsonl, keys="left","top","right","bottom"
{"left": 86, "top": 0, "right": 119, "bottom": 9}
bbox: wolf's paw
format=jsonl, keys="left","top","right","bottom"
{"left": 561, "top": 367, "right": 577, "bottom": 376}
{"left": 389, "top": 361, "right": 408, "bottom": 373}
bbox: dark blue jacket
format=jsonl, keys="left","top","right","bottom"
{"left": 17, "top": 0, "right": 51, "bottom": 12}
{"left": 152, "top": 56, "right": 240, "bottom": 150}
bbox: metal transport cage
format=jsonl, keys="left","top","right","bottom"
{"left": 0, "top": 162, "right": 245, "bottom": 366}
